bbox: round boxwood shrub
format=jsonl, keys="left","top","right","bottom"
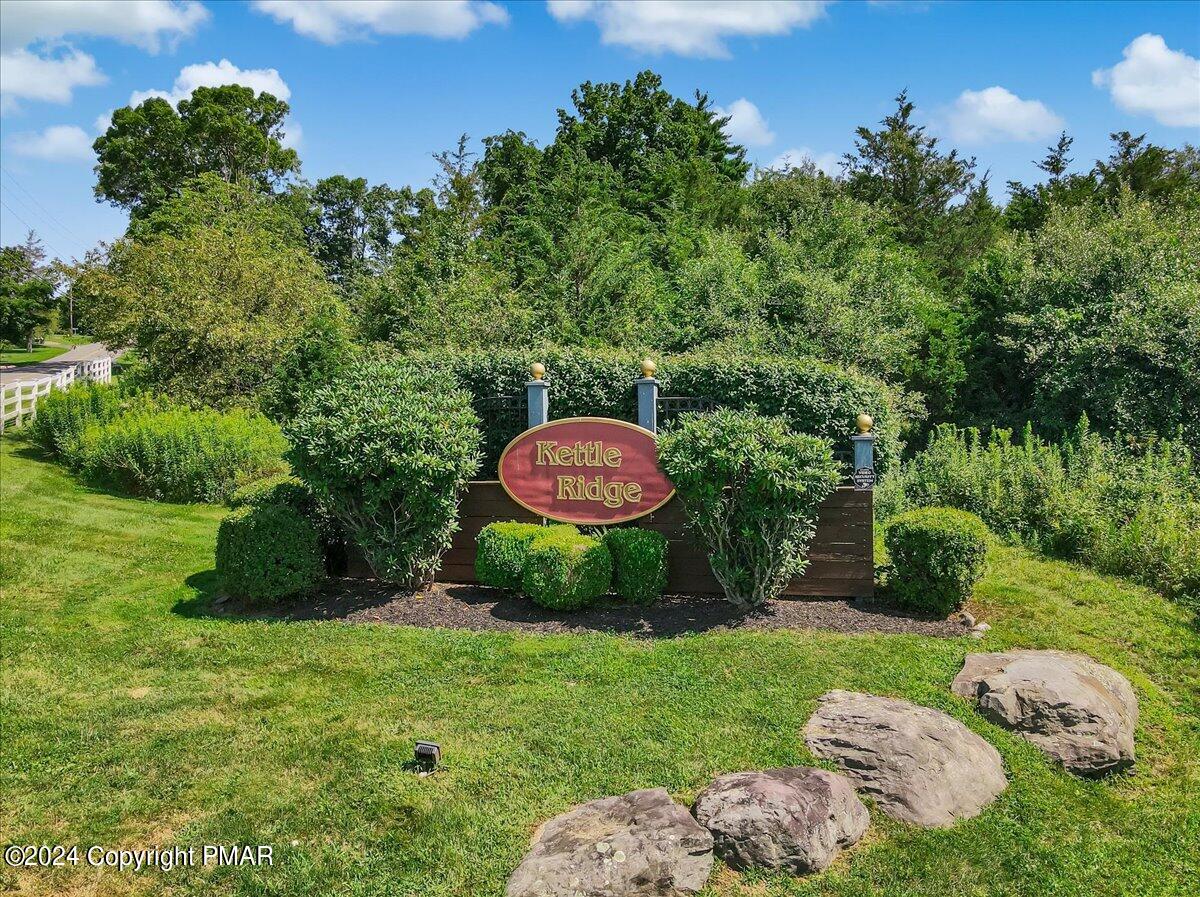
{"left": 476, "top": 521, "right": 579, "bottom": 590}
{"left": 885, "top": 507, "right": 990, "bottom": 615}
{"left": 215, "top": 504, "right": 325, "bottom": 604}
{"left": 658, "top": 409, "right": 841, "bottom": 609}
{"left": 603, "top": 528, "right": 668, "bottom": 605}
{"left": 284, "top": 352, "right": 481, "bottom": 589}
{"left": 521, "top": 530, "right": 612, "bottom": 611}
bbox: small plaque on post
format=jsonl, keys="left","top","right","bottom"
{"left": 853, "top": 466, "right": 876, "bottom": 491}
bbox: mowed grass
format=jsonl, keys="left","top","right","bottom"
{"left": 0, "top": 334, "right": 91, "bottom": 366}
{"left": 1, "top": 439, "right": 1197, "bottom": 897}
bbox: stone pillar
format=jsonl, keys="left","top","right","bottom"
{"left": 850, "top": 412, "right": 877, "bottom": 491}
{"left": 527, "top": 362, "right": 548, "bottom": 429}
{"left": 635, "top": 358, "right": 659, "bottom": 433}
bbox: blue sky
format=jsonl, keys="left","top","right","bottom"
{"left": 2, "top": 0, "right": 1198, "bottom": 262}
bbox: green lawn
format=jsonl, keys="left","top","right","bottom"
{"left": 0, "top": 334, "right": 91, "bottom": 366}
{"left": 1, "top": 438, "right": 1197, "bottom": 897}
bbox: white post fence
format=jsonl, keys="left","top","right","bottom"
{"left": 0, "top": 357, "right": 112, "bottom": 434}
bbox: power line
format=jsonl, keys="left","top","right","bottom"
{"left": 0, "top": 166, "right": 84, "bottom": 247}
{"left": 0, "top": 198, "right": 69, "bottom": 260}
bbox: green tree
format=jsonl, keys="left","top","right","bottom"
{"left": 962, "top": 194, "right": 1200, "bottom": 440}
{"left": 94, "top": 85, "right": 299, "bottom": 219}
{"left": 287, "top": 175, "right": 414, "bottom": 282}
{"left": 76, "top": 180, "right": 342, "bottom": 408}
{"left": 843, "top": 90, "right": 1000, "bottom": 283}
{"left": 0, "top": 234, "right": 58, "bottom": 351}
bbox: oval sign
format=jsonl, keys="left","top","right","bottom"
{"left": 498, "top": 418, "right": 675, "bottom": 524}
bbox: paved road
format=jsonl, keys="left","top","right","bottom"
{"left": 0, "top": 343, "right": 113, "bottom": 384}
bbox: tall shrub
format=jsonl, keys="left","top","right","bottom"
{"left": 658, "top": 409, "right": 841, "bottom": 608}
{"left": 28, "top": 380, "right": 129, "bottom": 460}
{"left": 284, "top": 353, "right": 481, "bottom": 588}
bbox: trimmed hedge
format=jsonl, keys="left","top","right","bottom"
{"left": 521, "top": 529, "right": 612, "bottom": 611}
{"left": 603, "top": 528, "right": 668, "bottom": 605}
{"left": 476, "top": 521, "right": 579, "bottom": 590}
{"left": 74, "top": 406, "right": 288, "bottom": 503}
{"left": 885, "top": 507, "right": 990, "bottom": 616}
{"left": 419, "top": 347, "right": 909, "bottom": 477}
{"left": 215, "top": 504, "right": 325, "bottom": 604}
{"left": 229, "top": 473, "right": 346, "bottom": 566}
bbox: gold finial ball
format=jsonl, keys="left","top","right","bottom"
{"left": 856, "top": 412, "right": 874, "bottom": 434}
{"left": 530, "top": 362, "right": 546, "bottom": 380}
{"left": 641, "top": 358, "right": 657, "bottom": 378}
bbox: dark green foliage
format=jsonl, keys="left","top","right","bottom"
{"left": 0, "top": 237, "right": 57, "bottom": 351}
{"left": 475, "top": 522, "right": 580, "bottom": 590}
{"left": 94, "top": 85, "right": 299, "bottom": 219}
{"left": 229, "top": 473, "right": 346, "bottom": 569}
{"left": 658, "top": 409, "right": 841, "bottom": 608}
{"left": 885, "top": 507, "right": 990, "bottom": 615}
{"left": 427, "top": 347, "right": 906, "bottom": 477}
{"left": 284, "top": 352, "right": 481, "bottom": 588}
{"left": 878, "top": 419, "right": 1200, "bottom": 607}
{"left": 521, "top": 529, "right": 612, "bottom": 611}
{"left": 73, "top": 406, "right": 288, "bottom": 503}
{"left": 603, "top": 528, "right": 668, "bottom": 605}
{"left": 215, "top": 504, "right": 324, "bottom": 604}
{"left": 28, "top": 380, "right": 127, "bottom": 459}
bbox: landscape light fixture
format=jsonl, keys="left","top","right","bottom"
{"left": 414, "top": 740, "right": 442, "bottom": 770}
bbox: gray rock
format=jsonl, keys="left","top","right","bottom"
{"left": 804, "top": 690, "right": 1007, "bottom": 828}
{"left": 692, "top": 767, "right": 868, "bottom": 873}
{"left": 952, "top": 649, "right": 1137, "bottom": 777}
{"left": 506, "top": 788, "right": 713, "bottom": 897}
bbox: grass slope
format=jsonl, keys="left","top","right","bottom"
{"left": 1, "top": 439, "right": 1197, "bottom": 896}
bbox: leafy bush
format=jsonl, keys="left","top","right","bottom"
{"left": 476, "top": 521, "right": 579, "bottom": 590}
{"left": 74, "top": 406, "right": 287, "bottom": 503}
{"left": 426, "top": 346, "right": 908, "bottom": 476}
{"left": 658, "top": 409, "right": 842, "bottom": 608}
{"left": 603, "top": 528, "right": 668, "bottom": 604}
{"left": 229, "top": 472, "right": 345, "bottom": 562}
{"left": 284, "top": 352, "right": 481, "bottom": 589}
{"left": 521, "top": 529, "right": 612, "bottom": 611}
{"left": 884, "top": 507, "right": 990, "bottom": 615}
{"left": 215, "top": 504, "right": 324, "bottom": 604}
{"left": 28, "top": 380, "right": 126, "bottom": 459}
{"left": 881, "top": 418, "right": 1200, "bottom": 607}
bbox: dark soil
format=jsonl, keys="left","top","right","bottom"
{"left": 208, "top": 580, "right": 971, "bottom": 639}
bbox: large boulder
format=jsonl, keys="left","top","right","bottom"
{"left": 692, "top": 767, "right": 868, "bottom": 873}
{"left": 804, "top": 690, "right": 1007, "bottom": 828}
{"left": 506, "top": 788, "right": 713, "bottom": 897}
{"left": 952, "top": 649, "right": 1137, "bottom": 777}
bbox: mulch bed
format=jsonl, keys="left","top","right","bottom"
{"left": 209, "top": 580, "right": 971, "bottom": 639}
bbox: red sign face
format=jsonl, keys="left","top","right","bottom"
{"left": 498, "top": 418, "right": 675, "bottom": 524}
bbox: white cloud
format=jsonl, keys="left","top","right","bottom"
{"left": 546, "top": 0, "right": 829, "bottom": 58}
{"left": 128, "top": 59, "right": 292, "bottom": 107}
{"left": 714, "top": 98, "right": 774, "bottom": 146}
{"left": 945, "top": 86, "right": 1064, "bottom": 143}
{"left": 251, "top": 0, "right": 508, "bottom": 44}
{"left": 8, "top": 124, "right": 94, "bottom": 161}
{"left": 0, "top": 1, "right": 206, "bottom": 113}
{"left": 768, "top": 147, "right": 840, "bottom": 176}
{"left": 1092, "top": 33, "right": 1200, "bottom": 127}
{"left": 0, "top": 46, "right": 106, "bottom": 112}
{"left": 0, "top": 0, "right": 208, "bottom": 53}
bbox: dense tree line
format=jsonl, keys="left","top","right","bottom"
{"left": 34, "top": 70, "right": 1198, "bottom": 444}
